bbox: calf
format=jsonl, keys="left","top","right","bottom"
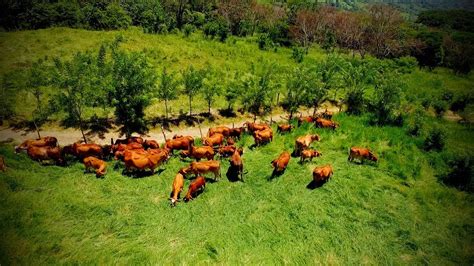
{"left": 294, "top": 134, "right": 320, "bottom": 156}
{"left": 15, "top": 136, "right": 58, "bottom": 153}
{"left": 27, "top": 146, "right": 63, "bottom": 165}
{"left": 348, "top": 147, "right": 378, "bottom": 163}
{"left": 180, "top": 160, "right": 221, "bottom": 181}
{"left": 0, "top": 155, "right": 6, "bottom": 172}
{"left": 277, "top": 124, "right": 293, "bottom": 134}
{"left": 271, "top": 151, "right": 291, "bottom": 175}
{"left": 208, "top": 126, "right": 231, "bottom": 137}
{"left": 217, "top": 145, "right": 237, "bottom": 157}
{"left": 83, "top": 156, "right": 107, "bottom": 177}
{"left": 253, "top": 128, "right": 273, "bottom": 146}
{"left": 297, "top": 116, "right": 315, "bottom": 126}
{"left": 169, "top": 172, "right": 185, "bottom": 207}
{"left": 203, "top": 133, "right": 224, "bottom": 147}
{"left": 229, "top": 148, "right": 244, "bottom": 182}
{"left": 180, "top": 146, "right": 215, "bottom": 161}
{"left": 313, "top": 165, "right": 333, "bottom": 183}
{"left": 315, "top": 117, "right": 338, "bottom": 130}
{"left": 229, "top": 127, "right": 245, "bottom": 139}
{"left": 184, "top": 176, "right": 206, "bottom": 202}
{"left": 300, "top": 149, "right": 322, "bottom": 163}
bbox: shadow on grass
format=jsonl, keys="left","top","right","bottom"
{"left": 218, "top": 108, "right": 237, "bottom": 118}
{"left": 268, "top": 169, "right": 285, "bottom": 181}
{"left": 306, "top": 179, "right": 328, "bottom": 189}
{"left": 226, "top": 166, "right": 243, "bottom": 182}
{"left": 121, "top": 168, "right": 165, "bottom": 178}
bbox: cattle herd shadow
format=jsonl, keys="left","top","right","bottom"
{"left": 121, "top": 168, "right": 165, "bottom": 178}
{"left": 226, "top": 167, "right": 241, "bottom": 182}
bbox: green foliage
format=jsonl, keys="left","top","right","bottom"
{"left": 203, "top": 19, "right": 230, "bottom": 42}
{"left": 441, "top": 155, "right": 473, "bottom": 192}
{"left": 282, "top": 67, "right": 310, "bottom": 119}
{"left": 241, "top": 65, "right": 276, "bottom": 120}
{"left": 369, "top": 73, "right": 404, "bottom": 126}
{"left": 183, "top": 24, "right": 195, "bottom": 37}
{"left": 121, "top": 0, "right": 167, "bottom": 33}
{"left": 81, "top": 2, "right": 131, "bottom": 30}
{"left": 258, "top": 33, "right": 274, "bottom": 51}
{"left": 111, "top": 50, "right": 156, "bottom": 137}
{"left": 416, "top": 10, "right": 474, "bottom": 33}
{"left": 291, "top": 46, "right": 305, "bottom": 63}
{"left": 201, "top": 67, "right": 222, "bottom": 114}
{"left": 157, "top": 67, "right": 179, "bottom": 119}
{"left": 182, "top": 65, "right": 206, "bottom": 116}
{"left": 424, "top": 127, "right": 446, "bottom": 151}
{"left": 0, "top": 74, "right": 17, "bottom": 123}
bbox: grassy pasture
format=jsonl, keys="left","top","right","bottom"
{"left": 1, "top": 114, "right": 473, "bottom": 264}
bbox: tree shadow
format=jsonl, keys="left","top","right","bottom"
{"left": 306, "top": 179, "right": 328, "bottom": 190}
{"left": 85, "top": 115, "right": 114, "bottom": 140}
{"left": 121, "top": 168, "right": 165, "bottom": 178}
{"left": 218, "top": 108, "right": 237, "bottom": 118}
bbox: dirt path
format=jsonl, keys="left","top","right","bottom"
{"left": 0, "top": 105, "right": 340, "bottom": 146}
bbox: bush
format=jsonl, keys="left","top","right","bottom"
{"left": 203, "top": 19, "right": 229, "bottom": 42}
{"left": 103, "top": 4, "right": 131, "bottom": 30}
{"left": 406, "top": 111, "right": 425, "bottom": 137}
{"left": 258, "top": 33, "right": 274, "bottom": 50}
{"left": 394, "top": 56, "right": 418, "bottom": 74}
{"left": 432, "top": 99, "right": 448, "bottom": 117}
{"left": 423, "top": 127, "right": 446, "bottom": 151}
{"left": 291, "top": 47, "right": 305, "bottom": 63}
{"left": 183, "top": 24, "right": 195, "bottom": 37}
{"left": 441, "top": 155, "right": 473, "bottom": 192}
{"left": 346, "top": 88, "right": 365, "bottom": 115}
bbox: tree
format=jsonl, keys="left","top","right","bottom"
{"left": 241, "top": 65, "right": 274, "bottom": 122}
{"left": 201, "top": 67, "right": 222, "bottom": 114}
{"left": 182, "top": 65, "right": 205, "bottom": 116}
{"left": 217, "top": 0, "right": 252, "bottom": 35}
{"left": 111, "top": 50, "right": 156, "bottom": 137}
{"left": 224, "top": 72, "right": 242, "bottom": 111}
{"left": 157, "top": 67, "right": 179, "bottom": 120}
{"left": 369, "top": 73, "right": 404, "bottom": 125}
{"left": 282, "top": 67, "right": 311, "bottom": 120}
{"left": 52, "top": 52, "right": 102, "bottom": 143}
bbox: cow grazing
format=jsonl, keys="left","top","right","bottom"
{"left": 313, "top": 165, "right": 333, "bottom": 183}
{"left": 294, "top": 134, "right": 320, "bottom": 156}
{"left": 315, "top": 117, "right": 338, "bottom": 130}
{"left": 253, "top": 128, "right": 273, "bottom": 146}
{"left": 229, "top": 127, "right": 245, "bottom": 139}
{"left": 27, "top": 146, "right": 63, "bottom": 165}
{"left": 348, "top": 147, "right": 378, "bottom": 163}
{"left": 0, "top": 155, "right": 6, "bottom": 172}
{"left": 244, "top": 122, "right": 270, "bottom": 133}
{"left": 297, "top": 116, "right": 315, "bottom": 126}
{"left": 62, "top": 142, "right": 105, "bottom": 160}
{"left": 83, "top": 156, "right": 107, "bottom": 177}
{"left": 180, "top": 160, "right": 221, "bottom": 181}
{"left": 15, "top": 136, "right": 58, "bottom": 153}
{"left": 143, "top": 139, "right": 160, "bottom": 149}
{"left": 165, "top": 136, "right": 194, "bottom": 152}
{"left": 180, "top": 145, "right": 215, "bottom": 161}
{"left": 271, "top": 151, "right": 291, "bottom": 176}
{"left": 300, "top": 149, "right": 322, "bottom": 163}
{"left": 229, "top": 148, "right": 244, "bottom": 182}
{"left": 208, "top": 126, "right": 231, "bottom": 137}
{"left": 203, "top": 133, "right": 224, "bottom": 147}
{"left": 217, "top": 145, "right": 237, "bottom": 157}
{"left": 170, "top": 172, "right": 185, "bottom": 206}
{"left": 277, "top": 124, "right": 293, "bottom": 134}
{"left": 184, "top": 176, "right": 206, "bottom": 202}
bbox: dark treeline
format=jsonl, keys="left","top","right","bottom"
{"left": 0, "top": 1, "right": 472, "bottom": 73}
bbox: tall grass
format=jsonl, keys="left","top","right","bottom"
{"left": 1, "top": 114, "right": 473, "bottom": 264}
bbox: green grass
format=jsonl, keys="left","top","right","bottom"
{"left": 1, "top": 114, "right": 473, "bottom": 264}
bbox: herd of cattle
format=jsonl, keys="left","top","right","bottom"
{"left": 6, "top": 111, "right": 378, "bottom": 207}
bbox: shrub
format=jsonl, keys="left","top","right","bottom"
{"left": 183, "top": 24, "right": 195, "bottom": 37}
{"left": 406, "top": 110, "right": 425, "bottom": 137}
{"left": 394, "top": 56, "right": 418, "bottom": 74}
{"left": 103, "top": 3, "right": 131, "bottom": 30}
{"left": 423, "top": 127, "right": 446, "bottom": 151}
{"left": 291, "top": 47, "right": 305, "bottom": 63}
{"left": 432, "top": 99, "right": 448, "bottom": 117}
{"left": 441, "top": 155, "right": 473, "bottom": 192}
{"left": 258, "top": 33, "right": 274, "bottom": 50}
{"left": 346, "top": 88, "right": 365, "bottom": 115}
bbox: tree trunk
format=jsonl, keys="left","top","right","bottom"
{"left": 164, "top": 99, "right": 169, "bottom": 120}
{"left": 276, "top": 93, "right": 280, "bottom": 106}
{"left": 189, "top": 95, "right": 192, "bottom": 116}
{"left": 313, "top": 103, "right": 318, "bottom": 117}
{"left": 253, "top": 113, "right": 257, "bottom": 123}
{"left": 33, "top": 120, "right": 41, "bottom": 139}
{"left": 208, "top": 100, "right": 211, "bottom": 114}
{"left": 289, "top": 110, "right": 294, "bottom": 122}
{"left": 79, "top": 118, "right": 87, "bottom": 144}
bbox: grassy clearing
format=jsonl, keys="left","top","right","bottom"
{"left": 1, "top": 114, "right": 473, "bottom": 264}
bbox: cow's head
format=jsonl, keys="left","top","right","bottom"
{"left": 311, "top": 135, "right": 320, "bottom": 141}
{"left": 178, "top": 166, "right": 190, "bottom": 176}
{"left": 369, "top": 152, "right": 378, "bottom": 162}
{"left": 169, "top": 197, "right": 179, "bottom": 207}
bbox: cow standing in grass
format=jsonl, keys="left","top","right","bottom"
{"left": 184, "top": 176, "right": 206, "bottom": 202}
{"left": 170, "top": 172, "right": 185, "bottom": 207}
{"left": 348, "top": 147, "right": 378, "bottom": 164}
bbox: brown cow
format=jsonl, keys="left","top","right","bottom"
{"left": 180, "top": 145, "right": 215, "bottom": 161}
{"left": 271, "top": 151, "right": 291, "bottom": 175}
{"left": 295, "top": 134, "right": 320, "bottom": 156}
{"left": 217, "top": 145, "right": 237, "bottom": 157}
{"left": 348, "top": 147, "right": 378, "bottom": 163}
{"left": 277, "top": 124, "right": 293, "bottom": 134}
{"left": 62, "top": 142, "right": 105, "bottom": 160}
{"left": 27, "top": 146, "right": 63, "bottom": 165}
{"left": 180, "top": 160, "right": 221, "bottom": 181}
{"left": 184, "top": 176, "right": 206, "bottom": 202}
{"left": 15, "top": 136, "right": 58, "bottom": 153}
{"left": 208, "top": 126, "right": 231, "bottom": 137}
{"left": 0, "top": 155, "right": 6, "bottom": 172}
{"left": 165, "top": 136, "right": 194, "bottom": 152}
{"left": 297, "top": 116, "right": 315, "bottom": 126}
{"left": 321, "top": 109, "right": 333, "bottom": 120}
{"left": 143, "top": 139, "right": 160, "bottom": 149}
{"left": 253, "top": 128, "right": 273, "bottom": 146}
{"left": 229, "top": 148, "right": 244, "bottom": 181}
{"left": 313, "top": 165, "right": 333, "bottom": 183}
{"left": 169, "top": 172, "right": 185, "bottom": 207}
{"left": 203, "top": 133, "right": 224, "bottom": 147}
{"left": 112, "top": 142, "right": 144, "bottom": 160}
{"left": 300, "top": 149, "right": 322, "bottom": 163}
{"left": 83, "top": 156, "right": 107, "bottom": 177}
{"left": 315, "top": 117, "right": 338, "bottom": 130}
{"left": 244, "top": 122, "right": 270, "bottom": 133}
{"left": 229, "top": 127, "right": 245, "bottom": 139}
{"left": 123, "top": 149, "right": 167, "bottom": 174}
{"left": 226, "top": 137, "right": 235, "bottom": 146}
